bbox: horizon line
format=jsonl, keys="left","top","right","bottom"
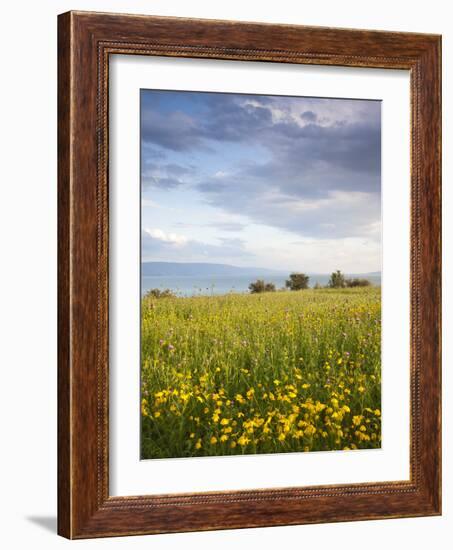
{"left": 141, "top": 260, "right": 381, "bottom": 275}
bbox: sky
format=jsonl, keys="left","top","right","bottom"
{"left": 141, "top": 89, "right": 381, "bottom": 273}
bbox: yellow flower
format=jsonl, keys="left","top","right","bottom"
{"left": 141, "top": 399, "right": 149, "bottom": 416}
{"left": 352, "top": 415, "right": 362, "bottom": 426}
{"left": 220, "top": 418, "right": 230, "bottom": 426}
{"left": 305, "top": 425, "right": 316, "bottom": 436}
{"left": 220, "top": 434, "right": 229, "bottom": 442}
{"left": 210, "top": 436, "right": 218, "bottom": 444}
{"left": 237, "top": 435, "right": 250, "bottom": 446}
{"left": 195, "top": 439, "right": 202, "bottom": 449}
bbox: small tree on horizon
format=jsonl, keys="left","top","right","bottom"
{"left": 248, "top": 279, "right": 276, "bottom": 294}
{"left": 345, "top": 277, "right": 371, "bottom": 288}
{"left": 328, "top": 270, "right": 346, "bottom": 288}
{"left": 145, "top": 288, "right": 176, "bottom": 299}
{"left": 285, "top": 272, "right": 310, "bottom": 291}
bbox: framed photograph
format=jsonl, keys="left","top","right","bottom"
{"left": 58, "top": 11, "right": 441, "bottom": 538}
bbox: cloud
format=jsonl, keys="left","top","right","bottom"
{"left": 141, "top": 91, "right": 381, "bottom": 241}
{"left": 300, "top": 110, "right": 317, "bottom": 122}
{"left": 208, "top": 221, "right": 246, "bottom": 232}
{"left": 197, "top": 182, "right": 381, "bottom": 240}
{"left": 141, "top": 110, "right": 205, "bottom": 152}
{"left": 142, "top": 162, "right": 195, "bottom": 189}
{"left": 174, "top": 221, "right": 247, "bottom": 232}
{"left": 144, "top": 228, "right": 188, "bottom": 246}
{"left": 141, "top": 93, "right": 282, "bottom": 152}
{"left": 142, "top": 228, "right": 252, "bottom": 262}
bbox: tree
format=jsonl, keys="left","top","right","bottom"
{"left": 248, "top": 279, "right": 276, "bottom": 294}
{"left": 328, "top": 270, "right": 346, "bottom": 288}
{"left": 144, "top": 288, "right": 176, "bottom": 299}
{"left": 285, "top": 272, "right": 310, "bottom": 291}
{"left": 345, "top": 278, "right": 371, "bottom": 288}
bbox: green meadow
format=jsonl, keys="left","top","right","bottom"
{"left": 141, "top": 287, "right": 381, "bottom": 459}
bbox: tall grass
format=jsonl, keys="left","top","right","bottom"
{"left": 141, "top": 287, "right": 381, "bottom": 459}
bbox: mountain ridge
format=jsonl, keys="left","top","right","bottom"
{"left": 141, "top": 261, "right": 381, "bottom": 278}
{"left": 141, "top": 261, "right": 285, "bottom": 277}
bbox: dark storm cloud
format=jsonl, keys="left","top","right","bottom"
{"left": 236, "top": 120, "right": 380, "bottom": 199}
{"left": 141, "top": 110, "right": 204, "bottom": 152}
{"left": 300, "top": 110, "right": 317, "bottom": 122}
{"left": 141, "top": 94, "right": 274, "bottom": 151}
{"left": 142, "top": 92, "right": 380, "bottom": 181}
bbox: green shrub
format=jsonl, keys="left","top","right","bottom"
{"left": 248, "top": 279, "right": 276, "bottom": 293}
{"left": 285, "top": 272, "right": 310, "bottom": 291}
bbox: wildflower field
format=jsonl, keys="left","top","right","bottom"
{"left": 141, "top": 287, "right": 381, "bottom": 459}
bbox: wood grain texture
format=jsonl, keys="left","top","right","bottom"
{"left": 57, "top": 10, "right": 441, "bottom": 539}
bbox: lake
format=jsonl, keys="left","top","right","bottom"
{"left": 141, "top": 273, "right": 381, "bottom": 297}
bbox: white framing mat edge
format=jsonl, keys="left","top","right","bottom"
{"left": 109, "top": 55, "right": 410, "bottom": 496}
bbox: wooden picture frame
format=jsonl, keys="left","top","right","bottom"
{"left": 58, "top": 10, "right": 441, "bottom": 539}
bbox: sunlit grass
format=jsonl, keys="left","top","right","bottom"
{"left": 141, "top": 287, "right": 381, "bottom": 459}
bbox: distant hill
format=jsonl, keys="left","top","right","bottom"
{"left": 141, "top": 262, "right": 285, "bottom": 277}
